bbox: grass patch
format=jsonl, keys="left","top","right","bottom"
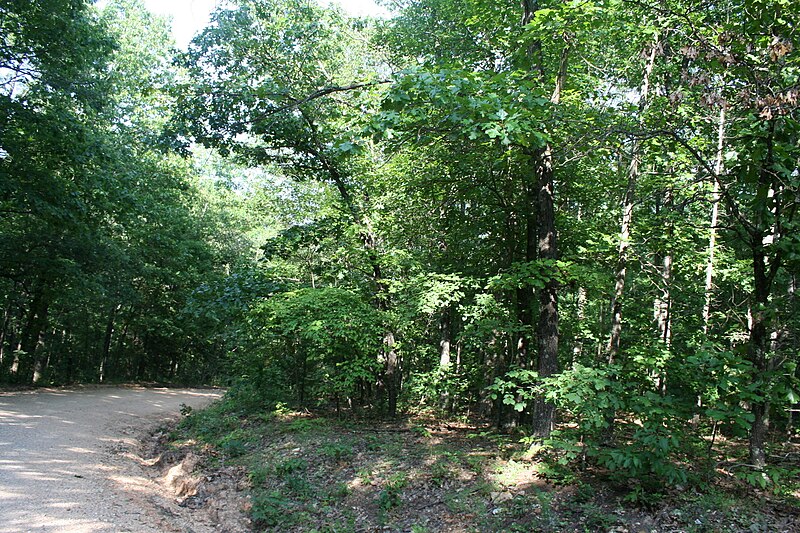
{"left": 171, "top": 397, "right": 800, "bottom": 532}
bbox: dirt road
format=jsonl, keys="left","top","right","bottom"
{"left": 0, "top": 386, "right": 222, "bottom": 533}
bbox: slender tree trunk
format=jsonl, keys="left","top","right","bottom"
{"left": 656, "top": 233, "right": 673, "bottom": 394}
{"left": 572, "top": 207, "right": 587, "bottom": 360}
{"left": 531, "top": 143, "right": 560, "bottom": 437}
{"left": 383, "top": 331, "right": 399, "bottom": 416}
{"left": 653, "top": 191, "right": 673, "bottom": 351}
{"left": 21, "top": 286, "right": 50, "bottom": 384}
{"left": 573, "top": 287, "right": 587, "bottom": 359}
{"left": 10, "top": 340, "right": 21, "bottom": 377}
{"left": 517, "top": 177, "right": 539, "bottom": 368}
{"left": 749, "top": 250, "right": 771, "bottom": 468}
{"left": 788, "top": 274, "right": 798, "bottom": 439}
{"left": 607, "top": 170, "right": 635, "bottom": 363}
{"left": 0, "top": 300, "right": 10, "bottom": 368}
{"left": 607, "top": 37, "right": 659, "bottom": 363}
{"left": 439, "top": 305, "right": 452, "bottom": 368}
{"left": 702, "top": 106, "right": 726, "bottom": 334}
{"left": 99, "top": 304, "right": 120, "bottom": 383}
{"left": 748, "top": 122, "right": 779, "bottom": 469}
{"left": 655, "top": 251, "right": 673, "bottom": 347}
{"left": 30, "top": 315, "right": 49, "bottom": 384}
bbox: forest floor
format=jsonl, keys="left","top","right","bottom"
{"left": 154, "top": 402, "right": 800, "bottom": 533}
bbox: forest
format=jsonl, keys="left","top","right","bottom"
{"left": 1, "top": 0, "right": 799, "bottom": 506}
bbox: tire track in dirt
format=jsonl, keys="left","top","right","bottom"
{"left": 0, "top": 386, "right": 222, "bottom": 533}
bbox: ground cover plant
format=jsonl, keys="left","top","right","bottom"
{"left": 169, "top": 389, "right": 800, "bottom": 532}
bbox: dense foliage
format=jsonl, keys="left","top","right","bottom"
{"left": 2, "top": 0, "right": 799, "bottom": 493}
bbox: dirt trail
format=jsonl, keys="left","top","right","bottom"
{"left": 0, "top": 386, "right": 222, "bottom": 533}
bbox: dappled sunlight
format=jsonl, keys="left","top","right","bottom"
{"left": 0, "top": 387, "right": 222, "bottom": 532}
{"left": 199, "top": 408, "right": 554, "bottom": 531}
{"left": 63, "top": 446, "right": 97, "bottom": 454}
{"left": 107, "top": 473, "right": 156, "bottom": 494}
{"left": 49, "top": 501, "right": 82, "bottom": 509}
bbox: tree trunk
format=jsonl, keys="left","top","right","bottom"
{"left": 572, "top": 207, "right": 587, "bottom": 361}
{"left": 747, "top": 122, "right": 779, "bottom": 469}
{"left": 655, "top": 250, "right": 672, "bottom": 347}
{"left": 30, "top": 319, "right": 49, "bottom": 384}
{"left": 383, "top": 331, "right": 399, "bottom": 417}
{"left": 521, "top": 0, "right": 568, "bottom": 439}
{"left": 607, "top": 37, "right": 659, "bottom": 364}
{"left": 531, "top": 142, "right": 560, "bottom": 437}
{"left": 653, "top": 191, "right": 673, "bottom": 350}
{"left": 99, "top": 304, "right": 120, "bottom": 383}
{"left": 21, "top": 287, "right": 50, "bottom": 384}
{"left": 516, "top": 175, "right": 539, "bottom": 368}
{"left": 749, "top": 255, "right": 770, "bottom": 468}
{"left": 788, "top": 274, "right": 798, "bottom": 440}
{"left": 702, "top": 106, "right": 726, "bottom": 334}
{"left": 0, "top": 300, "right": 10, "bottom": 368}
{"left": 439, "top": 305, "right": 452, "bottom": 368}
{"left": 10, "top": 340, "right": 22, "bottom": 377}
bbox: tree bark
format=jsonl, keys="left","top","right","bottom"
{"left": 99, "top": 304, "right": 120, "bottom": 383}
{"left": 747, "top": 121, "right": 779, "bottom": 469}
{"left": 21, "top": 286, "right": 50, "bottom": 384}
{"left": 0, "top": 300, "right": 10, "bottom": 368}
{"left": 383, "top": 331, "right": 399, "bottom": 416}
{"left": 749, "top": 249, "right": 771, "bottom": 468}
{"left": 607, "top": 37, "right": 659, "bottom": 363}
{"left": 439, "top": 305, "right": 452, "bottom": 368}
{"left": 521, "top": 0, "right": 569, "bottom": 439}
{"left": 702, "top": 106, "right": 726, "bottom": 334}
{"left": 532, "top": 143, "right": 560, "bottom": 437}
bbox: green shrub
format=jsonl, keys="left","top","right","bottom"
{"left": 251, "top": 490, "right": 291, "bottom": 528}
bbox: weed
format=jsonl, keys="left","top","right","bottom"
{"left": 218, "top": 428, "right": 256, "bottom": 458}
{"left": 444, "top": 486, "right": 483, "bottom": 514}
{"left": 357, "top": 467, "right": 374, "bottom": 485}
{"left": 365, "top": 435, "right": 381, "bottom": 451}
{"left": 532, "top": 490, "right": 560, "bottom": 530}
{"left": 272, "top": 402, "right": 292, "bottom": 416}
{"left": 251, "top": 490, "right": 291, "bottom": 528}
{"left": 275, "top": 457, "right": 307, "bottom": 475}
{"left": 374, "top": 435, "right": 404, "bottom": 455}
{"left": 574, "top": 501, "right": 618, "bottom": 531}
{"left": 283, "top": 417, "right": 327, "bottom": 434}
{"left": 325, "top": 482, "right": 351, "bottom": 501}
{"left": 623, "top": 484, "right": 664, "bottom": 507}
{"left": 320, "top": 441, "right": 353, "bottom": 461}
{"left": 430, "top": 460, "right": 455, "bottom": 486}
{"left": 465, "top": 454, "right": 485, "bottom": 473}
{"left": 411, "top": 425, "right": 431, "bottom": 438}
{"left": 285, "top": 473, "right": 313, "bottom": 498}
{"left": 377, "top": 472, "right": 408, "bottom": 511}
{"left": 221, "top": 438, "right": 247, "bottom": 457}
{"left": 536, "top": 459, "right": 577, "bottom": 485}
{"left": 430, "top": 451, "right": 460, "bottom": 486}
{"left": 248, "top": 465, "right": 271, "bottom": 486}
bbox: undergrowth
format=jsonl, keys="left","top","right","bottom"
{"left": 170, "top": 389, "right": 800, "bottom": 532}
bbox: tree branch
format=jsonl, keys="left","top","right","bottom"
{"left": 251, "top": 80, "right": 391, "bottom": 125}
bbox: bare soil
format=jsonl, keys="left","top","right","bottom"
{"left": 0, "top": 385, "right": 225, "bottom": 533}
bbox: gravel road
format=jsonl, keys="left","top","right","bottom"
{"left": 0, "top": 386, "right": 223, "bottom": 533}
